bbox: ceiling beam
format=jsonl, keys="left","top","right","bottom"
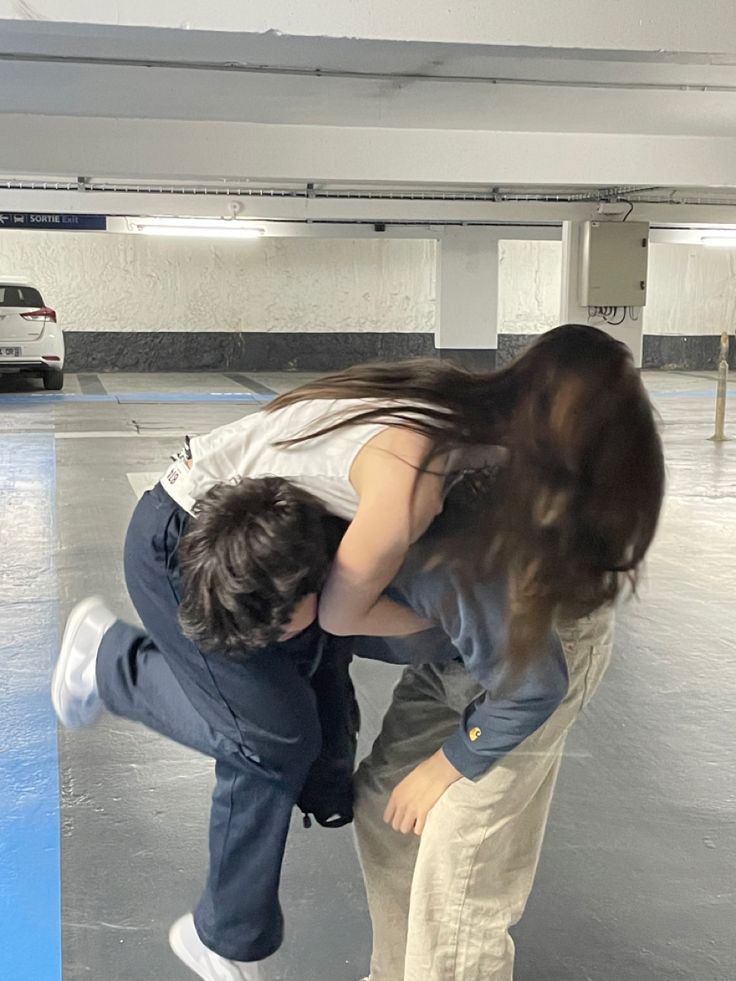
{"left": 2, "top": 1, "right": 736, "bottom": 55}
{"left": 3, "top": 114, "right": 736, "bottom": 190}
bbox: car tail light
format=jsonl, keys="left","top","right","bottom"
{"left": 43, "top": 355, "right": 61, "bottom": 361}
{"left": 21, "top": 307, "right": 57, "bottom": 323}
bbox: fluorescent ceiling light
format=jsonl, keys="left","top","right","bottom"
{"left": 700, "top": 234, "right": 736, "bottom": 247}
{"left": 140, "top": 226, "right": 264, "bottom": 239}
{"left": 134, "top": 219, "right": 264, "bottom": 239}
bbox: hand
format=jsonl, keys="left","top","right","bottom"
{"left": 383, "top": 749, "right": 462, "bottom": 836}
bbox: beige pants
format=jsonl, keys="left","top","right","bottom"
{"left": 354, "top": 609, "right": 614, "bottom": 981}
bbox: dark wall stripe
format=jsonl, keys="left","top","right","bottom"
{"left": 496, "top": 333, "right": 736, "bottom": 370}
{"left": 64, "top": 332, "right": 436, "bottom": 373}
{"left": 63, "top": 331, "right": 735, "bottom": 373}
{"left": 642, "top": 334, "right": 736, "bottom": 371}
{"left": 437, "top": 348, "right": 497, "bottom": 371}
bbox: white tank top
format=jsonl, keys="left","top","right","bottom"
{"left": 161, "top": 397, "right": 438, "bottom": 519}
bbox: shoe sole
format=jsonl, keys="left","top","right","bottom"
{"left": 51, "top": 596, "right": 106, "bottom": 727}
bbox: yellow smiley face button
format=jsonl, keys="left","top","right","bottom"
{"left": 469, "top": 726, "right": 482, "bottom": 742}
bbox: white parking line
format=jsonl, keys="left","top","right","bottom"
{"left": 126, "top": 472, "right": 162, "bottom": 499}
{"left": 54, "top": 430, "right": 186, "bottom": 439}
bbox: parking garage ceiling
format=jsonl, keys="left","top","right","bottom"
{"left": 1, "top": 3, "right": 736, "bottom": 204}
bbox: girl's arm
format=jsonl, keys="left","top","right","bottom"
{"left": 318, "top": 428, "right": 444, "bottom": 637}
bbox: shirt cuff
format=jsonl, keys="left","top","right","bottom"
{"left": 442, "top": 728, "right": 495, "bottom": 780}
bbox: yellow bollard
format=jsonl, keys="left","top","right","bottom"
{"left": 708, "top": 332, "right": 730, "bottom": 442}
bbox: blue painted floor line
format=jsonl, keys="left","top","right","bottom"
{"left": 0, "top": 435, "right": 62, "bottom": 980}
{"left": 0, "top": 390, "right": 731, "bottom": 408}
{"left": 0, "top": 392, "right": 273, "bottom": 406}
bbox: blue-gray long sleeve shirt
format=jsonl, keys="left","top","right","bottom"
{"left": 355, "top": 548, "right": 569, "bottom": 780}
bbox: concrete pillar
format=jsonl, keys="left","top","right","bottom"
{"left": 436, "top": 227, "right": 499, "bottom": 370}
{"left": 560, "top": 220, "right": 644, "bottom": 366}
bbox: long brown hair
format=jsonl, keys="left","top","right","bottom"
{"left": 268, "top": 324, "right": 665, "bottom": 659}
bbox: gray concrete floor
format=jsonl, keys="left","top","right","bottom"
{"left": 1, "top": 369, "right": 734, "bottom": 981}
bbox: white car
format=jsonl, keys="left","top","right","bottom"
{"left": 0, "top": 281, "right": 64, "bottom": 390}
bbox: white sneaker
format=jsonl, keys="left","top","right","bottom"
{"left": 52, "top": 596, "right": 115, "bottom": 728}
{"left": 169, "top": 913, "right": 266, "bottom": 981}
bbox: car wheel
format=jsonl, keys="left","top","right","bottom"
{"left": 43, "top": 369, "right": 64, "bottom": 391}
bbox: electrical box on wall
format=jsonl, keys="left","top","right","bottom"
{"left": 579, "top": 220, "right": 650, "bottom": 307}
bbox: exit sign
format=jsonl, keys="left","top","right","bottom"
{"left": 0, "top": 213, "right": 107, "bottom": 231}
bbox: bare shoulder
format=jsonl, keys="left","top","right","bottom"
{"left": 350, "top": 426, "right": 441, "bottom": 490}
{"left": 368, "top": 424, "right": 436, "bottom": 461}
{"left": 350, "top": 426, "right": 448, "bottom": 542}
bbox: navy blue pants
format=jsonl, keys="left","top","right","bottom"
{"left": 96, "top": 484, "right": 323, "bottom": 961}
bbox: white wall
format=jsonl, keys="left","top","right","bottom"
{"left": 2, "top": 230, "right": 735, "bottom": 337}
{"left": 0, "top": 231, "right": 436, "bottom": 333}
{"left": 647, "top": 243, "right": 736, "bottom": 335}
{"left": 498, "top": 240, "right": 561, "bottom": 334}
{"left": 499, "top": 240, "right": 736, "bottom": 336}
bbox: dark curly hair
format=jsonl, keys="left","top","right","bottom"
{"left": 177, "top": 476, "right": 338, "bottom": 654}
